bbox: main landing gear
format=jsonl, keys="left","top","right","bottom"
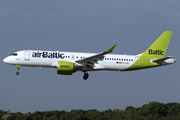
{"left": 83, "top": 72, "right": 89, "bottom": 80}
{"left": 16, "top": 65, "right": 20, "bottom": 75}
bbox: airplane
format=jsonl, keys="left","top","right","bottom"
{"left": 3, "top": 31, "right": 176, "bottom": 80}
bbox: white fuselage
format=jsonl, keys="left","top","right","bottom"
{"left": 3, "top": 50, "right": 137, "bottom": 71}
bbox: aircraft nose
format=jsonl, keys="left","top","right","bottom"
{"left": 3, "top": 57, "right": 11, "bottom": 64}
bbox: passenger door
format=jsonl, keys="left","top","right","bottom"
{"left": 134, "top": 56, "right": 140, "bottom": 66}
{"left": 24, "top": 51, "right": 30, "bottom": 61}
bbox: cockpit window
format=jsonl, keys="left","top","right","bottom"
{"left": 10, "top": 53, "right": 18, "bottom": 56}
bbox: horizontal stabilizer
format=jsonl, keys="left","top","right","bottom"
{"left": 153, "top": 56, "right": 173, "bottom": 63}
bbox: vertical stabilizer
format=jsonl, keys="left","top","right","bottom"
{"left": 125, "top": 31, "right": 173, "bottom": 71}
{"left": 142, "top": 31, "right": 173, "bottom": 58}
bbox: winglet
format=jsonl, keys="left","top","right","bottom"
{"left": 106, "top": 44, "right": 117, "bottom": 53}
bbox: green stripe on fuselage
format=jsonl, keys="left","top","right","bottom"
{"left": 124, "top": 56, "right": 161, "bottom": 71}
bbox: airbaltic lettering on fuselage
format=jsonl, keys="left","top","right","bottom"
{"left": 32, "top": 51, "right": 65, "bottom": 59}
{"left": 149, "top": 49, "right": 164, "bottom": 55}
{"left": 60, "top": 65, "right": 70, "bottom": 68}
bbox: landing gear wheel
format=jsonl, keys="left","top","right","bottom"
{"left": 83, "top": 73, "right": 89, "bottom": 80}
{"left": 16, "top": 71, "right": 19, "bottom": 75}
{"left": 16, "top": 67, "right": 20, "bottom": 75}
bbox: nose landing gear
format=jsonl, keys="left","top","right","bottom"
{"left": 83, "top": 72, "right": 89, "bottom": 80}
{"left": 16, "top": 65, "right": 20, "bottom": 75}
{"left": 16, "top": 71, "right": 19, "bottom": 75}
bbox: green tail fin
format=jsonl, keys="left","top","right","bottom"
{"left": 142, "top": 31, "right": 173, "bottom": 58}
{"left": 125, "top": 31, "right": 173, "bottom": 71}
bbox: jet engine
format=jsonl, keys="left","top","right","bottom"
{"left": 57, "top": 61, "right": 76, "bottom": 75}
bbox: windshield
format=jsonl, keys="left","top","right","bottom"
{"left": 10, "top": 53, "right": 18, "bottom": 56}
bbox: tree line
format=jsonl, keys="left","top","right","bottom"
{"left": 1, "top": 101, "right": 180, "bottom": 120}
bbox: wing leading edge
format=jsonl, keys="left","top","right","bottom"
{"left": 75, "top": 44, "right": 117, "bottom": 67}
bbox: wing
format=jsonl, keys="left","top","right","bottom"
{"left": 75, "top": 44, "right": 116, "bottom": 67}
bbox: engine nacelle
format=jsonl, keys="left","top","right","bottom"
{"left": 57, "top": 61, "right": 76, "bottom": 75}
{"left": 162, "top": 59, "right": 176, "bottom": 65}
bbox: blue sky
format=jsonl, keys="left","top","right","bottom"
{"left": 0, "top": 0, "right": 180, "bottom": 113}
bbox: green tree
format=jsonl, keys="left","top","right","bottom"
{"left": 125, "top": 106, "right": 137, "bottom": 114}
{"left": 168, "top": 104, "right": 180, "bottom": 116}
{"left": 85, "top": 110, "right": 101, "bottom": 120}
